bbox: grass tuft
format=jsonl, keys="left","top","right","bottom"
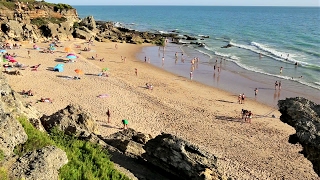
{"left": 14, "top": 116, "right": 129, "bottom": 180}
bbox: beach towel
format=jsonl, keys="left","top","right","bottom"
{"left": 97, "top": 94, "right": 109, "bottom": 98}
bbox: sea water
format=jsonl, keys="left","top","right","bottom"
{"left": 75, "top": 6, "right": 320, "bottom": 105}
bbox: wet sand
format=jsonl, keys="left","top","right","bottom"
{"left": 2, "top": 39, "right": 319, "bottom": 179}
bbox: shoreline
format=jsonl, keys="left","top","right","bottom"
{"left": 137, "top": 42, "right": 320, "bottom": 107}
{"left": 2, "top": 39, "right": 318, "bottom": 179}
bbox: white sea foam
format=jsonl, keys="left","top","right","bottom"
{"left": 214, "top": 51, "right": 240, "bottom": 61}
{"left": 194, "top": 49, "right": 213, "bottom": 59}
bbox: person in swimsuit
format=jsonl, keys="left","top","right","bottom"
{"left": 122, "top": 119, "right": 128, "bottom": 129}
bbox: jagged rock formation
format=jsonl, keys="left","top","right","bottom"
{"left": 278, "top": 97, "right": 320, "bottom": 176}
{"left": 9, "top": 146, "right": 68, "bottom": 180}
{"left": 143, "top": 133, "right": 223, "bottom": 180}
{"left": 0, "top": 113, "right": 27, "bottom": 157}
{"left": 100, "top": 129, "right": 225, "bottom": 180}
{"left": 40, "top": 104, "right": 98, "bottom": 136}
{"left": 0, "top": 1, "right": 79, "bottom": 42}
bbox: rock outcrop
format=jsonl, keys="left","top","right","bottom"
{"left": 9, "top": 146, "right": 68, "bottom": 180}
{"left": 143, "top": 133, "right": 223, "bottom": 180}
{"left": 40, "top": 104, "right": 98, "bottom": 136}
{"left": 100, "top": 129, "right": 225, "bottom": 180}
{"left": 278, "top": 97, "right": 320, "bottom": 176}
{"left": 0, "top": 114, "right": 27, "bottom": 157}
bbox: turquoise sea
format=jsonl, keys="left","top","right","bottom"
{"left": 75, "top": 6, "right": 320, "bottom": 106}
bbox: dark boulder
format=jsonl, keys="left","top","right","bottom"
{"left": 278, "top": 97, "right": 320, "bottom": 176}
{"left": 221, "top": 44, "right": 233, "bottom": 48}
{"left": 143, "top": 133, "right": 223, "bottom": 180}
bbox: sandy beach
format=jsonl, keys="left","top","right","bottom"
{"left": 2, "top": 39, "right": 319, "bottom": 179}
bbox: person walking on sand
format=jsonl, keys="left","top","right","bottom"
{"left": 122, "top": 119, "right": 128, "bottom": 129}
{"left": 275, "top": 81, "right": 278, "bottom": 90}
{"left": 106, "top": 108, "right": 111, "bottom": 123}
{"left": 135, "top": 68, "right": 138, "bottom": 76}
{"left": 190, "top": 71, "right": 193, "bottom": 80}
{"left": 254, "top": 88, "right": 258, "bottom": 96}
{"left": 238, "top": 94, "right": 242, "bottom": 104}
{"left": 27, "top": 50, "right": 31, "bottom": 59}
{"left": 115, "top": 43, "right": 118, "bottom": 49}
{"left": 241, "top": 93, "right": 245, "bottom": 104}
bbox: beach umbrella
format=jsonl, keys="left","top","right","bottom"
{"left": 74, "top": 69, "right": 83, "bottom": 74}
{"left": 49, "top": 43, "right": 55, "bottom": 47}
{"left": 0, "top": 49, "right": 6, "bottom": 53}
{"left": 67, "top": 53, "right": 76, "bottom": 56}
{"left": 66, "top": 55, "right": 77, "bottom": 59}
{"left": 9, "top": 59, "right": 17, "bottom": 63}
{"left": 65, "top": 47, "right": 71, "bottom": 53}
{"left": 102, "top": 67, "right": 109, "bottom": 71}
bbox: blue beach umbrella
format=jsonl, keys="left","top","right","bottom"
{"left": 0, "top": 49, "right": 6, "bottom": 53}
{"left": 66, "top": 55, "right": 77, "bottom": 59}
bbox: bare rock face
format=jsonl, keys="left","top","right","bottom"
{"left": 101, "top": 129, "right": 224, "bottom": 180}
{"left": 73, "top": 26, "right": 96, "bottom": 40}
{"left": 9, "top": 146, "right": 68, "bottom": 180}
{"left": 100, "top": 128, "right": 152, "bottom": 157}
{"left": 0, "top": 114, "right": 27, "bottom": 157}
{"left": 40, "top": 104, "right": 98, "bottom": 136}
{"left": 278, "top": 97, "right": 320, "bottom": 176}
{"left": 143, "top": 133, "right": 223, "bottom": 180}
{"left": 79, "top": 16, "right": 96, "bottom": 31}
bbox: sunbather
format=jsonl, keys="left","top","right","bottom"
{"left": 40, "top": 97, "right": 53, "bottom": 103}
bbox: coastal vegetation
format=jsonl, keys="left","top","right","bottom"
{"left": 11, "top": 116, "right": 129, "bottom": 180}
{"left": 0, "top": 0, "right": 73, "bottom": 11}
{"left": 30, "top": 17, "right": 67, "bottom": 26}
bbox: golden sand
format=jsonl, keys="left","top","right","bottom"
{"left": 2, "top": 39, "right": 318, "bottom": 179}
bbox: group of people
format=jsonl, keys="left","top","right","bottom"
{"left": 238, "top": 93, "right": 245, "bottom": 104}
{"left": 106, "top": 108, "right": 128, "bottom": 129}
{"left": 241, "top": 109, "right": 253, "bottom": 123}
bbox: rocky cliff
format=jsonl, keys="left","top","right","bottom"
{"left": 0, "top": 1, "right": 78, "bottom": 42}
{"left": 278, "top": 97, "right": 320, "bottom": 176}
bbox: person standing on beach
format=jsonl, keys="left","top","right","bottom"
{"left": 275, "top": 81, "right": 278, "bottom": 89}
{"left": 115, "top": 43, "right": 118, "bottom": 49}
{"left": 238, "top": 94, "right": 242, "bottom": 104}
{"left": 122, "top": 119, "right": 128, "bottom": 129}
{"left": 135, "top": 68, "right": 138, "bottom": 76}
{"left": 254, "top": 88, "right": 258, "bottom": 96}
{"left": 280, "top": 67, "right": 283, "bottom": 74}
{"left": 279, "top": 81, "right": 282, "bottom": 90}
{"left": 106, "top": 109, "right": 111, "bottom": 123}
{"left": 27, "top": 50, "right": 30, "bottom": 59}
{"left": 144, "top": 56, "right": 147, "bottom": 63}
{"left": 190, "top": 71, "right": 193, "bottom": 80}
{"left": 241, "top": 93, "right": 245, "bottom": 104}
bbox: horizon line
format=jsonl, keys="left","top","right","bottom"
{"left": 71, "top": 5, "right": 320, "bottom": 7}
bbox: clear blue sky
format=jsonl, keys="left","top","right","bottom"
{"left": 47, "top": 0, "right": 319, "bottom": 6}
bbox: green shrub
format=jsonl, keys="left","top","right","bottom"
{"left": 0, "top": 2, "right": 16, "bottom": 10}
{"left": 0, "top": 167, "right": 8, "bottom": 180}
{"left": 30, "top": 17, "right": 67, "bottom": 26}
{"left": 15, "top": 117, "right": 129, "bottom": 180}
{"left": 0, "top": 149, "right": 4, "bottom": 162}
{"left": 14, "top": 117, "right": 55, "bottom": 156}
{"left": 54, "top": 3, "right": 73, "bottom": 11}
{"left": 73, "top": 22, "right": 80, "bottom": 28}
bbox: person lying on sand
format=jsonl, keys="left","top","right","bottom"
{"left": 146, "top": 83, "right": 153, "bottom": 90}
{"left": 21, "top": 89, "right": 34, "bottom": 96}
{"left": 39, "top": 97, "right": 53, "bottom": 103}
{"left": 99, "top": 58, "right": 105, "bottom": 62}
